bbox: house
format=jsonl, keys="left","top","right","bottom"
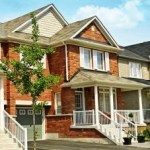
{"left": 118, "top": 42, "right": 150, "bottom": 123}
{"left": 0, "top": 4, "right": 149, "bottom": 148}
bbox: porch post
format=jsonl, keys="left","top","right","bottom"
{"left": 138, "top": 89, "right": 144, "bottom": 124}
{"left": 109, "top": 87, "right": 114, "bottom": 122}
{"left": 0, "top": 78, "right": 4, "bottom": 130}
{"left": 94, "top": 86, "right": 99, "bottom": 128}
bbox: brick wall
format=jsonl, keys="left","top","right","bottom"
{"left": 109, "top": 53, "right": 118, "bottom": 76}
{"left": 85, "top": 87, "right": 95, "bottom": 110}
{"left": 46, "top": 115, "right": 104, "bottom": 138}
{"left": 1, "top": 43, "right": 53, "bottom": 115}
{"left": 78, "top": 23, "right": 108, "bottom": 44}
{"left": 61, "top": 87, "right": 75, "bottom": 114}
{"left": 68, "top": 45, "right": 80, "bottom": 79}
{"left": 117, "top": 88, "right": 124, "bottom": 110}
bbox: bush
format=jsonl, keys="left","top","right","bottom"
{"left": 143, "top": 128, "right": 150, "bottom": 141}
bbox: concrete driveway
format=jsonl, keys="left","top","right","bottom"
{"left": 28, "top": 140, "right": 149, "bottom": 150}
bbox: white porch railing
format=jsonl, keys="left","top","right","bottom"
{"left": 114, "top": 111, "right": 137, "bottom": 140}
{"left": 4, "top": 110, "right": 27, "bottom": 150}
{"left": 143, "top": 109, "right": 150, "bottom": 122}
{"left": 73, "top": 110, "right": 95, "bottom": 126}
{"left": 114, "top": 110, "right": 140, "bottom": 124}
{"left": 98, "top": 110, "right": 123, "bottom": 143}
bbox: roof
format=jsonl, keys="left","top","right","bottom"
{"left": 119, "top": 47, "right": 149, "bottom": 62}
{"left": 124, "top": 78, "right": 150, "bottom": 85}
{"left": 50, "top": 17, "right": 93, "bottom": 44}
{"left": 125, "top": 41, "right": 150, "bottom": 60}
{"left": 62, "top": 69, "right": 148, "bottom": 89}
{"left": 0, "top": 4, "right": 122, "bottom": 52}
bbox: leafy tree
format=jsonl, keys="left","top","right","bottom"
{"left": 0, "top": 13, "right": 60, "bottom": 150}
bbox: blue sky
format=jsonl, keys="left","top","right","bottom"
{"left": 0, "top": 0, "right": 149, "bottom": 46}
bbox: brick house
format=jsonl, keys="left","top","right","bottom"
{"left": 0, "top": 4, "right": 148, "bottom": 147}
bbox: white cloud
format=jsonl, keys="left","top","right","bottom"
{"left": 71, "top": 0, "right": 144, "bottom": 29}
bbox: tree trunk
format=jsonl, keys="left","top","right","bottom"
{"left": 32, "top": 99, "right": 36, "bottom": 150}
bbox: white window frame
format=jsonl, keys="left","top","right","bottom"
{"left": 20, "top": 53, "right": 46, "bottom": 69}
{"left": 80, "top": 47, "right": 92, "bottom": 69}
{"left": 55, "top": 93, "right": 62, "bottom": 115}
{"left": 93, "top": 50, "right": 105, "bottom": 71}
{"left": 75, "top": 91, "right": 83, "bottom": 110}
{"left": 19, "top": 109, "right": 26, "bottom": 115}
{"left": 129, "top": 62, "right": 142, "bottom": 78}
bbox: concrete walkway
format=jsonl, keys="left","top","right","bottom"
{"left": 28, "top": 140, "right": 150, "bottom": 150}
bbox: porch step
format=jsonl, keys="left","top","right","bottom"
{"left": 0, "top": 131, "right": 23, "bottom": 150}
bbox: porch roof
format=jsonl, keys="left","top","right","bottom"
{"left": 62, "top": 70, "right": 149, "bottom": 89}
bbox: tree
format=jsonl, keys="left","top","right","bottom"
{"left": 0, "top": 13, "right": 60, "bottom": 150}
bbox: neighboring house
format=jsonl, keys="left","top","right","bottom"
{"left": 119, "top": 42, "right": 150, "bottom": 123}
{"left": 0, "top": 4, "right": 149, "bottom": 146}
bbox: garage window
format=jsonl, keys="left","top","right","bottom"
{"left": 27, "top": 110, "right": 33, "bottom": 115}
{"left": 19, "top": 110, "right": 26, "bottom": 115}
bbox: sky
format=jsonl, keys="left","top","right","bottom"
{"left": 0, "top": 0, "right": 149, "bottom": 46}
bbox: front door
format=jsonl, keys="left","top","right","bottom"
{"left": 75, "top": 92, "right": 83, "bottom": 111}
{"left": 98, "top": 88, "right": 117, "bottom": 114}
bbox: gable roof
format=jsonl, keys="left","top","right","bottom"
{"left": 119, "top": 46, "right": 149, "bottom": 62}
{"left": 62, "top": 69, "right": 148, "bottom": 89}
{"left": 0, "top": 4, "right": 123, "bottom": 53}
{"left": 0, "top": 4, "right": 68, "bottom": 39}
{"left": 125, "top": 41, "right": 150, "bottom": 60}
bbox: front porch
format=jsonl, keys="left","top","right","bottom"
{"left": 61, "top": 70, "right": 149, "bottom": 144}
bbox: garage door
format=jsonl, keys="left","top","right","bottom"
{"left": 16, "top": 108, "right": 42, "bottom": 141}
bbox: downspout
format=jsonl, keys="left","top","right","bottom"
{"left": 63, "top": 42, "right": 69, "bottom": 81}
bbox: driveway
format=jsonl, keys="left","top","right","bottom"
{"left": 28, "top": 140, "right": 149, "bottom": 150}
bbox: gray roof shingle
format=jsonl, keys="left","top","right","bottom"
{"left": 125, "top": 41, "right": 150, "bottom": 60}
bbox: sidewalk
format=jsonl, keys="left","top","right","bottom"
{"left": 129, "top": 141, "right": 150, "bottom": 149}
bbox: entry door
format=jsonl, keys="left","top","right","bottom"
{"left": 16, "top": 108, "right": 42, "bottom": 141}
{"left": 75, "top": 92, "right": 83, "bottom": 111}
{"left": 98, "top": 88, "right": 117, "bottom": 113}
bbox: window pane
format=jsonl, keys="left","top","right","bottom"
{"left": 84, "top": 49, "right": 91, "bottom": 68}
{"left": 130, "top": 62, "right": 141, "bottom": 78}
{"left": 97, "top": 52, "right": 103, "bottom": 70}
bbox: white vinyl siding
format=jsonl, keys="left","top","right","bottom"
{"left": 129, "top": 62, "right": 142, "bottom": 78}
{"left": 80, "top": 47, "right": 92, "bottom": 69}
{"left": 22, "top": 10, "right": 63, "bottom": 37}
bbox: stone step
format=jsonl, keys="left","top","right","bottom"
{"left": 0, "top": 143, "right": 19, "bottom": 149}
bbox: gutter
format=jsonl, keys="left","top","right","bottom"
{"left": 63, "top": 42, "right": 69, "bottom": 81}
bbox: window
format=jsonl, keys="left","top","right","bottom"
{"left": 80, "top": 47, "right": 92, "bottom": 69}
{"left": 19, "top": 110, "right": 26, "bottom": 115}
{"left": 75, "top": 92, "right": 83, "bottom": 110}
{"left": 80, "top": 47, "right": 110, "bottom": 71}
{"left": 129, "top": 62, "right": 142, "bottom": 78}
{"left": 55, "top": 93, "right": 62, "bottom": 115}
{"left": 93, "top": 50, "right": 104, "bottom": 70}
{"left": 99, "top": 88, "right": 117, "bottom": 112}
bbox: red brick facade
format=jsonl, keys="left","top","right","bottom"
{"left": 1, "top": 19, "right": 123, "bottom": 140}
{"left": 46, "top": 115, "right": 104, "bottom": 138}
{"left": 78, "top": 23, "right": 108, "bottom": 44}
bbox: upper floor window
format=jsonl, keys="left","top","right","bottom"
{"left": 129, "top": 62, "right": 142, "bottom": 78}
{"left": 93, "top": 50, "right": 104, "bottom": 70}
{"left": 80, "top": 47, "right": 92, "bottom": 69}
{"left": 80, "top": 47, "right": 109, "bottom": 71}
